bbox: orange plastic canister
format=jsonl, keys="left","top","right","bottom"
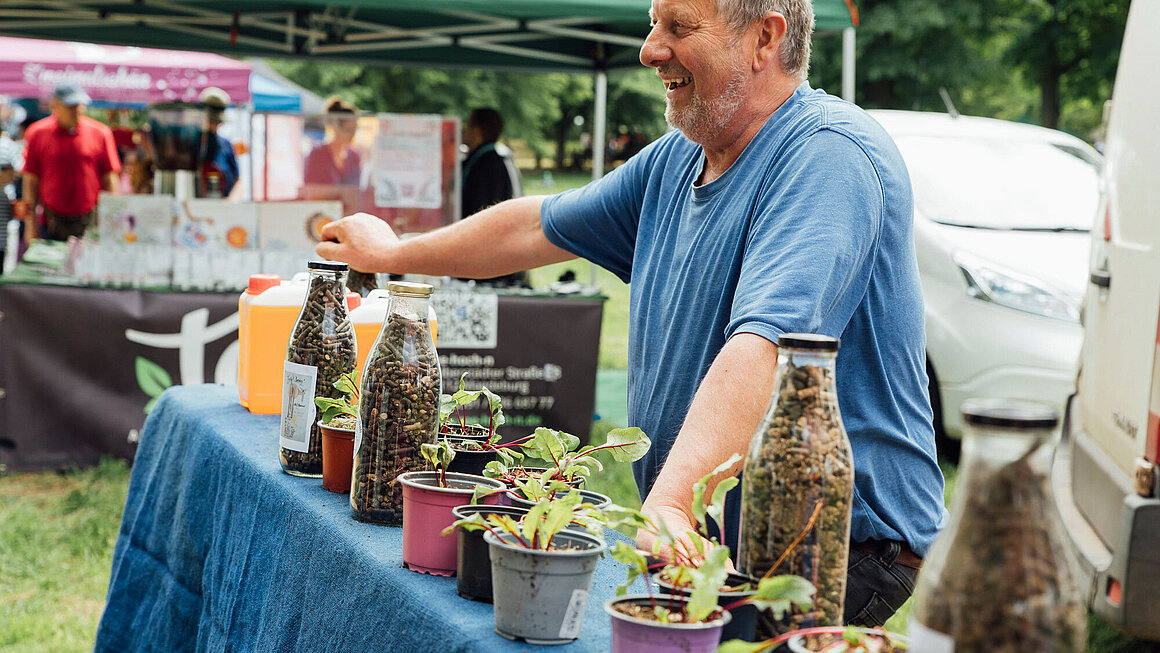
{"left": 237, "top": 274, "right": 307, "bottom": 414}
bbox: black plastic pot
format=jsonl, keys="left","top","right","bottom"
{"left": 450, "top": 504, "right": 530, "bottom": 602}
{"left": 654, "top": 571, "right": 761, "bottom": 643}
{"left": 447, "top": 441, "right": 497, "bottom": 477}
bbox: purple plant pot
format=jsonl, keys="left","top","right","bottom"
{"left": 604, "top": 594, "right": 731, "bottom": 653}
{"left": 398, "top": 471, "right": 504, "bottom": 576}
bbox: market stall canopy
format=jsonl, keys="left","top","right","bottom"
{"left": 0, "top": 0, "right": 857, "bottom": 74}
{"left": 0, "top": 36, "right": 251, "bottom": 105}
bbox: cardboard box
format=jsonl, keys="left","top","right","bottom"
{"left": 97, "top": 194, "right": 175, "bottom": 245}
{"left": 174, "top": 199, "right": 258, "bottom": 250}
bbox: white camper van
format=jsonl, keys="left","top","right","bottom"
{"left": 1053, "top": 0, "right": 1160, "bottom": 639}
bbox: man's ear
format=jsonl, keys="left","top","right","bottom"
{"left": 753, "top": 12, "right": 788, "bottom": 72}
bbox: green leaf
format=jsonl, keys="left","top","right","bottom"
{"left": 717, "top": 640, "right": 772, "bottom": 653}
{"left": 480, "top": 386, "right": 506, "bottom": 431}
{"left": 685, "top": 546, "right": 730, "bottom": 622}
{"left": 442, "top": 511, "right": 487, "bottom": 537}
{"left": 692, "top": 453, "right": 741, "bottom": 536}
{"left": 143, "top": 395, "right": 160, "bottom": 414}
{"left": 610, "top": 541, "right": 649, "bottom": 596}
{"left": 540, "top": 493, "right": 580, "bottom": 542}
{"left": 526, "top": 427, "right": 568, "bottom": 462}
{"left": 748, "top": 575, "right": 816, "bottom": 619}
{"left": 523, "top": 498, "right": 550, "bottom": 546}
{"left": 596, "top": 427, "right": 651, "bottom": 462}
{"left": 706, "top": 477, "right": 738, "bottom": 535}
{"left": 135, "top": 356, "right": 172, "bottom": 398}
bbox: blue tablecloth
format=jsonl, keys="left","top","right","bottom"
{"left": 95, "top": 384, "right": 642, "bottom": 652}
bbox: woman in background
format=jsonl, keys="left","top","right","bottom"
{"left": 303, "top": 96, "right": 361, "bottom": 186}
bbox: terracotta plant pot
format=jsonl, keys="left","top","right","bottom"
{"left": 785, "top": 626, "right": 909, "bottom": 652}
{"left": 450, "top": 504, "right": 530, "bottom": 602}
{"left": 398, "top": 471, "right": 505, "bottom": 576}
{"left": 318, "top": 421, "right": 355, "bottom": 494}
{"left": 604, "top": 594, "right": 731, "bottom": 653}
{"left": 486, "top": 529, "right": 607, "bottom": 645}
{"left": 653, "top": 571, "right": 762, "bottom": 643}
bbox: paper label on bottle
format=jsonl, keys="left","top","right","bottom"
{"left": 279, "top": 362, "right": 317, "bottom": 453}
{"left": 908, "top": 619, "right": 955, "bottom": 653}
{"left": 558, "top": 588, "right": 588, "bottom": 640}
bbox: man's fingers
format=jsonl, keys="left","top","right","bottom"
{"left": 315, "top": 240, "right": 339, "bottom": 260}
{"left": 318, "top": 217, "right": 346, "bottom": 243}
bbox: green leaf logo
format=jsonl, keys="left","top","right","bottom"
{"left": 135, "top": 356, "right": 173, "bottom": 414}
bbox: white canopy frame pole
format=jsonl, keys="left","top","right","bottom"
{"left": 589, "top": 68, "right": 609, "bottom": 287}
{"left": 841, "top": 26, "right": 856, "bottom": 103}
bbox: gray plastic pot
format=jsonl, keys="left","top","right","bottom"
{"left": 484, "top": 529, "right": 607, "bottom": 645}
{"left": 605, "top": 594, "right": 731, "bottom": 653}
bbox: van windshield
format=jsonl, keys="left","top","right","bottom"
{"left": 894, "top": 135, "right": 1101, "bottom": 231}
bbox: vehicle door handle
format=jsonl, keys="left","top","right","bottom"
{"left": 1090, "top": 268, "right": 1111, "bottom": 288}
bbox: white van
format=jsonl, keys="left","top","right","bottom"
{"left": 1053, "top": 0, "right": 1160, "bottom": 640}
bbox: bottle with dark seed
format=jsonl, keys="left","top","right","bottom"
{"left": 909, "top": 400, "right": 1085, "bottom": 652}
{"left": 279, "top": 261, "right": 357, "bottom": 477}
{"left": 738, "top": 333, "right": 854, "bottom": 639}
{"left": 351, "top": 281, "right": 441, "bottom": 525}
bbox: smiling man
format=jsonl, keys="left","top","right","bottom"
{"left": 317, "top": 0, "right": 945, "bottom": 627}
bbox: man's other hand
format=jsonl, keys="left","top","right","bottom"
{"left": 316, "top": 212, "right": 398, "bottom": 273}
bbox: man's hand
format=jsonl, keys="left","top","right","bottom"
{"left": 636, "top": 504, "right": 736, "bottom": 572}
{"left": 316, "top": 212, "right": 399, "bottom": 273}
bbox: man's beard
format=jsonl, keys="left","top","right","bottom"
{"left": 664, "top": 59, "right": 748, "bottom": 145}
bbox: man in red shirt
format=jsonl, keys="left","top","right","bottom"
{"left": 21, "top": 82, "right": 120, "bottom": 243}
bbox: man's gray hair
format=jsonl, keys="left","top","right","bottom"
{"left": 716, "top": 0, "right": 814, "bottom": 80}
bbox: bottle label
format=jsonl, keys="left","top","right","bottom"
{"left": 558, "top": 588, "right": 588, "bottom": 640}
{"left": 909, "top": 619, "right": 955, "bottom": 653}
{"left": 279, "top": 361, "right": 318, "bottom": 453}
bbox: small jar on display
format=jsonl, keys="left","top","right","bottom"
{"left": 279, "top": 261, "right": 357, "bottom": 477}
{"left": 909, "top": 399, "right": 1086, "bottom": 652}
{"left": 351, "top": 281, "right": 441, "bottom": 524}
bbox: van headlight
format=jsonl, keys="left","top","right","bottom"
{"left": 954, "top": 251, "right": 1080, "bottom": 322}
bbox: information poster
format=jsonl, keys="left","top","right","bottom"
{"left": 373, "top": 114, "right": 443, "bottom": 209}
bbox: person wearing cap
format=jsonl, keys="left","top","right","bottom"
{"left": 21, "top": 82, "right": 120, "bottom": 243}
{"left": 318, "top": 0, "right": 944, "bottom": 626}
{"left": 199, "top": 87, "right": 240, "bottom": 199}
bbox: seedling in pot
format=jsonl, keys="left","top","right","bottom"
{"left": 420, "top": 438, "right": 456, "bottom": 488}
{"left": 314, "top": 370, "right": 359, "bottom": 430}
{"left": 605, "top": 454, "right": 815, "bottom": 626}
{"left": 439, "top": 374, "right": 505, "bottom": 441}
{"left": 445, "top": 488, "right": 607, "bottom": 549}
{"left": 718, "top": 626, "right": 908, "bottom": 653}
{"left": 484, "top": 426, "right": 651, "bottom": 490}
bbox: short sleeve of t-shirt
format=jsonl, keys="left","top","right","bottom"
{"left": 728, "top": 127, "right": 884, "bottom": 344}
{"left": 20, "top": 127, "right": 43, "bottom": 177}
{"left": 99, "top": 126, "right": 121, "bottom": 175}
{"left": 541, "top": 138, "right": 669, "bottom": 283}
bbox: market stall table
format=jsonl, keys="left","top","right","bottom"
{"left": 0, "top": 273, "right": 604, "bottom": 472}
{"left": 94, "top": 384, "right": 639, "bottom": 652}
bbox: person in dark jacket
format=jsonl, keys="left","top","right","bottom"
{"left": 460, "top": 108, "right": 527, "bottom": 287}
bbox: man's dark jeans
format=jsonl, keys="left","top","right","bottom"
{"left": 844, "top": 541, "right": 921, "bottom": 626}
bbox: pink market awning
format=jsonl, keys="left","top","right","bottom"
{"left": 0, "top": 37, "right": 251, "bottom": 106}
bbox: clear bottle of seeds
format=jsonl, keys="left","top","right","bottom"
{"left": 351, "top": 281, "right": 441, "bottom": 524}
{"left": 279, "top": 261, "right": 358, "bottom": 477}
{"left": 737, "top": 333, "right": 854, "bottom": 638}
{"left": 909, "top": 400, "right": 1085, "bottom": 652}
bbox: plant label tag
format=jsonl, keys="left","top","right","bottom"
{"left": 279, "top": 361, "right": 318, "bottom": 453}
{"left": 558, "top": 588, "right": 588, "bottom": 640}
{"left": 908, "top": 619, "right": 954, "bottom": 653}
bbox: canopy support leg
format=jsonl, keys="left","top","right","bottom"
{"left": 588, "top": 69, "right": 608, "bottom": 287}
{"left": 842, "top": 27, "right": 856, "bottom": 103}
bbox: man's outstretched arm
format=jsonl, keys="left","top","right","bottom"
{"left": 638, "top": 333, "right": 780, "bottom": 548}
{"left": 316, "top": 195, "right": 576, "bottom": 277}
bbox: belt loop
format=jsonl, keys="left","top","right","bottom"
{"left": 881, "top": 540, "right": 901, "bottom": 566}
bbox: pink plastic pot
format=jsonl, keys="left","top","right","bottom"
{"left": 604, "top": 594, "right": 731, "bottom": 653}
{"left": 398, "top": 471, "right": 505, "bottom": 576}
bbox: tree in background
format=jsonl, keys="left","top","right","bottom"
{"left": 809, "top": 0, "right": 1128, "bottom": 139}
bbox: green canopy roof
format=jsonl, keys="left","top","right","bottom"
{"left": 0, "top": 0, "right": 856, "bottom": 73}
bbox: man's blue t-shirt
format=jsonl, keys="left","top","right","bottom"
{"left": 541, "top": 83, "right": 947, "bottom": 555}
